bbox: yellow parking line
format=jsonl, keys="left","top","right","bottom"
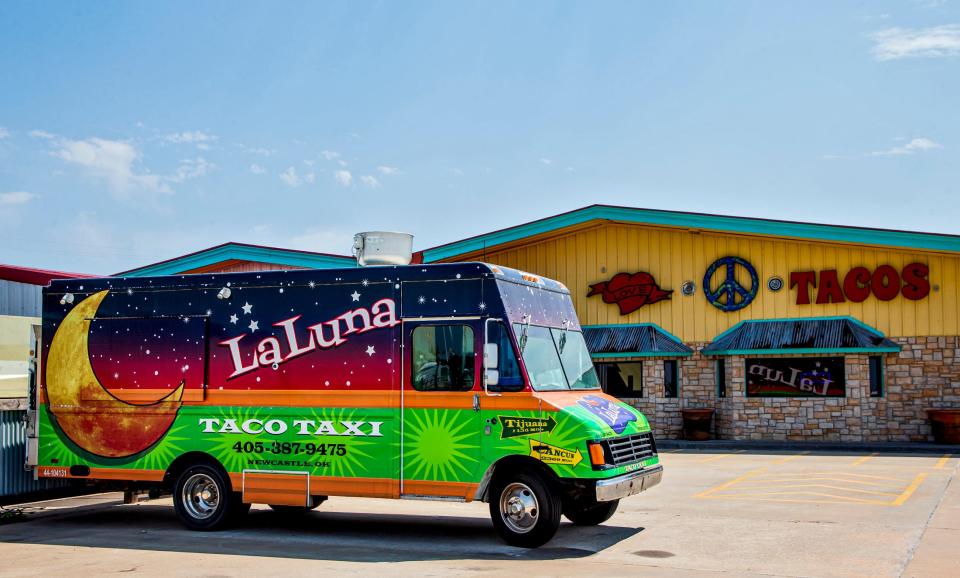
{"left": 694, "top": 467, "right": 767, "bottom": 499}
{"left": 934, "top": 454, "right": 952, "bottom": 469}
{"left": 701, "top": 495, "right": 894, "bottom": 506}
{"left": 891, "top": 473, "right": 927, "bottom": 506}
{"left": 735, "top": 476, "right": 907, "bottom": 488}
{"left": 851, "top": 452, "right": 878, "bottom": 466}
{"left": 698, "top": 450, "right": 745, "bottom": 463}
{"left": 772, "top": 451, "right": 810, "bottom": 465}
{"left": 731, "top": 483, "right": 901, "bottom": 497}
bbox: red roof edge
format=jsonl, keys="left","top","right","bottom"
{"left": 0, "top": 263, "right": 96, "bottom": 286}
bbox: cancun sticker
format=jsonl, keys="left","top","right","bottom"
{"left": 529, "top": 440, "right": 583, "bottom": 467}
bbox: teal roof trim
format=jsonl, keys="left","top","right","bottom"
{"left": 591, "top": 351, "right": 694, "bottom": 359}
{"left": 120, "top": 243, "right": 357, "bottom": 277}
{"left": 582, "top": 322, "right": 686, "bottom": 346}
{"left": 703, "top": 316, "right": 901, "bottom": 357}
{"left": 420, "top": 205, "right": 960, "bottom": 262}
{"left": 703, "top": 347, "right": 901, "bottom": 356}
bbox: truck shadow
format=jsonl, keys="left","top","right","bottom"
{"left": 0, "top": 503, "right": 642, "bottom": 562}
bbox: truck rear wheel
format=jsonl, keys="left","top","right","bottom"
{"left": 564, "top": 499, "right": 619, "bottom": 526}
{"left": 173, "top": 463, "right": 237, "bottom": 531}
{"left": 489, "top": 470, "right": 561, "bottom": 548}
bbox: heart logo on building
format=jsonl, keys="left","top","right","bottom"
{"left": 587, "top": 272, "right": 672, "bottom": 315}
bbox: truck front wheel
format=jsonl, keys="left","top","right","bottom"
{"left": 173, "top": 463, "right": 238, "bottom": 531}
{"left": 564, "top": 499, "right": 619, "bottom": 526}
{"left": 489, "top": 470, "right": 561, "bottom": 548}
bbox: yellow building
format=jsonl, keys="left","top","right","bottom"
{"left": 0, "top": 265, "right": 92, "bottom": 400}
{"left": 421, "top": 205, "right": 960, "bottom": 442}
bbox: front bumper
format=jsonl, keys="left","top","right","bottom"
{"left": 594, "top": 464, "right": 663, "bottom": 502}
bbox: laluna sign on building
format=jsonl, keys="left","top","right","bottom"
{"left": 424, "top": 205, "right": 960, "bottom": 442}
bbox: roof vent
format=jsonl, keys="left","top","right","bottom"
{"left": 352, "top": 231, "right": 414, "bottom": 266}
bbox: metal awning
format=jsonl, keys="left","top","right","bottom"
{"left": 583, "top": 324, "right": 693, "bottom": 358}
{"left": 702, "top": 316, "right": 901, "bottom": 356}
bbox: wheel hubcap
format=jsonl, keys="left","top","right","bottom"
{"left": 181, "top": 472, "right": 220, "bottom": 520}
{"left": 499, "top": 482, "right": 539, "bottom": 534}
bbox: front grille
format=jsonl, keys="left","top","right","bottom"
{"left": 605, "top": 431, "right": 656, "bottom": 466}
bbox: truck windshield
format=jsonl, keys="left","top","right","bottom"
{"left": 514, "top": 324, "right": 600, "bottom": 391}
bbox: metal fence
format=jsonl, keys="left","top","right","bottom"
{"left": 0, "top": 408, "right": 69, "bottom": 499}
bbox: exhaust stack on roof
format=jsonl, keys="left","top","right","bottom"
{"left": 352, "top": 232, "right": 414, "bottom": 266}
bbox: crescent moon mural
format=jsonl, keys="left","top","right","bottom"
{"left": 45, "top": 290, "right": 185, "bottom": 458}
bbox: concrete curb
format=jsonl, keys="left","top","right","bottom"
{"left": 658, "top": 439, "right": 960, "bottom": 454}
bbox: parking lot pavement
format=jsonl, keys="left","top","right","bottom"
{"left": 0, "top": 450, "right": 956, "bottom": 577}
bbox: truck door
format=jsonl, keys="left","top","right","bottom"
{"left": 401, "top": 318, "right": 483, "bottom": 499}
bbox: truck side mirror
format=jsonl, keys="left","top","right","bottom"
{"left": 484, "top": 343, "right": 499, "bottom": 370}
{"left": 485, "top": 369, "right": 500, "bottom": 387}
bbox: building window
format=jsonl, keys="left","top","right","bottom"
{"left": 716, "top": 358, "right": 726, "bottom": 398}
{"left": 745, "top": 357, "right": 845, "bottom": 397}
{"left": 411, "top": 325, "right": 475, "bottom": 391}
{"left": 664, "top": 360, "right": 679, "bottom": 398}
{"left": 596, "top": 361, "right": 644, "bottom": 398}
{"left": 869, "top": 356, "right": 884, "bottom": 397}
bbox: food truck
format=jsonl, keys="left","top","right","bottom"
{"left": 27, "top": 261, "right": 662, "bottom": 547}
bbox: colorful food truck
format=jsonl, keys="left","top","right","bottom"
{"left": 28, "top": 262, "right": 661, "bottom": 547}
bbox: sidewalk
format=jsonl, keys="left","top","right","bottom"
{"left": 903, "top": 470, "right": 960, "bottom": 577}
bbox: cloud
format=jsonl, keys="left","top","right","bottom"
{"left": 0, "top": 191, "right": 36, "bottom": 205}
{"left": 320, "top": 150, "right": 340, "bottom": 161}
{"left": 170, "top": 157, "right": 215, "bottom": 183}
{"left": 250, "top": 163, "right": 267, "bottom": 175}
{"left": 162, "top": 130, "right": 218, "bottom": 146}
{"left": 51, "top": 136, "right": 170, "bottom": 196}
{"left": 870, "top": 25, "right": 960, "bottom": 60}
{"left": 303, "top": 159, "right": 316, "bottom": 166}
{"left": 244, "top": 146, "right": 276, "bottom": 156}
{"left": 280, "top": 166, "right": 315, "bottom": 187}
{"left": 334, "top": 170, "right": 353, "bottom": 187}
{"left": 869, "top": 137, "right": 943, "bottom": 156}
{"left": 0, "top": 127, "right": 9, "bottom": 139}
{"left": 360, "top": 175, "right": 380, "bottom": 188}
{"left": 447, "top": 168, "right": 464, "bottom": 176}
{"left": 29, "top": 129, "right": 56, "bottom": 140}
{"left": 539, "top": 158, "right": 553, "bottom": 165}
{"left": 376, "top": 165, "right": 399, "bottom": 175}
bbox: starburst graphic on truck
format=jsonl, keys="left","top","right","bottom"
{"left": 205, "top": 405, "right": 266, "bottom": 473}
{"left": 305, "top": 406, "right": 380, "bottom": 478}
{"left": 137, "top": 421, "right": 191, "bottom": 471}
{"left": 404, "top": 409, "right": 478, "bottom": 482}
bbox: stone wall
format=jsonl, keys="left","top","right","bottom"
{"left": 612, "top": 336, "right": 960, "bottom": 442}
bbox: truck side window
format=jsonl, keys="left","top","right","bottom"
{"left": 411, "top": 325, "right": 476, "bottom": 392}
{"left": 487, "top": 321, "right": 524, "bottom": 392}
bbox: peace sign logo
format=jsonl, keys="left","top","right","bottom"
{"left": 703, "top": 256, "right": 758, "bottom": 312}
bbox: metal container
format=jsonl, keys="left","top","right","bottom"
{"left": 352, "top": 232, "right": 414, "bottom": 266}
{"left": 0, "top": 405, "right": 69, "bottom": 499}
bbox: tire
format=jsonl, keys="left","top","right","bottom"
{"left": 173, "top": 463, "right": 237, "bottom": 531}
{"left": 269, "top": 495, "right": 326, "bottom": 515}
{"left": 489, "top": 470, "right": 562, "bottom": 548}
{"left": 564, "top": 499, "right": 619, "bottom": 526}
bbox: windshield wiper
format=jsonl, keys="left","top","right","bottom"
{"left": 557, "top": 320, "right": 570, "bottom": 353}
{"left": 519, "top": 315, "right": 531, "bottom": 352}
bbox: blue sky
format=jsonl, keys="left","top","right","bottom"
{"left": 1, "top": 1, "right": 958, "bottom": 274}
